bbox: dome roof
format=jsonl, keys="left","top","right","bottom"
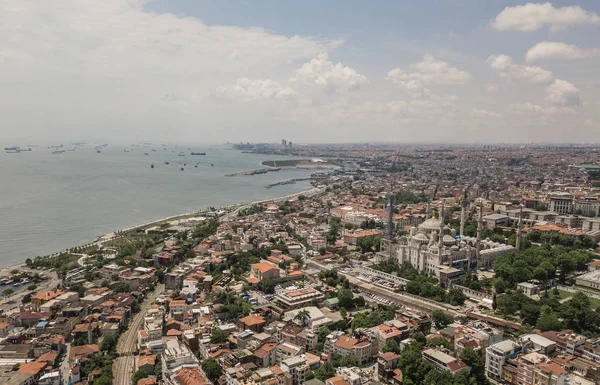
{"left": 412, "top": 232, "right": 429, "bottom": 243}
{"left": 443, "top": 234, "right": 457, "bottom": 245}
{"left": 418, "top": 218, "right": 443, "bottom": 232}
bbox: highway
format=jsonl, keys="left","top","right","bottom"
{"left": 113, "top": 283, "right": 164, "bottom": 385}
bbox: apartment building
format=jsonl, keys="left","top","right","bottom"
{"left": 485, "top": 340, "right": 520, "bottom": 381}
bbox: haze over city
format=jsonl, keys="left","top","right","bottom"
{"left": 1, "top": 1, "right": 599, "bottom": 143}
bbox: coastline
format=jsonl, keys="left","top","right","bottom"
{"left": 3, "top": 186, "right": 322, "bottom": 270}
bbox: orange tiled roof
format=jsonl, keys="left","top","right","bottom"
{"left": 174, "top": 366, "right": 209, "bottom": 385}
{"left": 335, "top": 336, "right": 358, "bottom": 350}
{"left": 251, "top": 262, "right": 278, "bottom": 273}
{"left": 240, "top": 314, "right": 266, "bottom": 326}
{"left": 18, "top": 362, "right": 47, "bottom": 375}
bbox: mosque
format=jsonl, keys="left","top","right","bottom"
{"left": 380, "top": 201, "right": 515, "bottom": 284}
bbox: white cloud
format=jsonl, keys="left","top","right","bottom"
{"left": 216, "top": 78, "right": 297, "bottom": 102}
{"left": 290, "top": 53, "right": 369, "bottom": 93}
{"left": 526, "top": 41, "right": 599, "bottom": 63}
{"left": 471, "top": 108, "right": 501, "bottom": 118}
{"left": 584, "top": 119, "right": 594, "bottom": 126}
{"left": 493, "top": 3, "right": 600, "bottom": 31}
{"left": 507, "top": 102, "right": 575, "bottom": 116}
{"left": 486, "top": 54, "right": 553, "bottom": 84}
{"left": 387, "top": 55, "right": 471, "bottom": 91}
{"left": 545, "top": 79, "right": 581, "bottom": 107}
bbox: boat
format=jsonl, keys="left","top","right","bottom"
{"left": 178, "top": 152, "right": 185, "bottom": 156}
{"left": 5, "top": 149, "right": 21, "bottom": 153}
{"left": 124, "top": 149, "right": 129, "bottom": 152}
{"left": 194, "top": 165, "right": 197, "bottom": 168}
{"left": 180, "top": 167, "right": 184, "bottom": 171}
{"left": 190, "top": 152, "right": 206, "bottom": 155}
{"left": 4, "top": 146, "right": 19, "bottom": 151}
{"left": 211, "top": 163, "right": 214, "bottom": 166}
{"left": 97, "top": 150, "right": 101, "bottom": 153}
{"left": 151, "top": 164, "right": 154, "bottom": 169}
{"left": 164, "top": 161, "right": 169, "bottom": 165}
{"left": 144, "top": 153, "right": 148, "bottom": 155}
{"left": 52, "top": 150, "right": 65, "bottom": 154}
{"left": 19, "top": 148, "right": 32, "bottom": 152}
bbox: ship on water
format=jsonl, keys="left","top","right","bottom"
{"left": 190, "top": 152, "right": 206, "bottom": 155}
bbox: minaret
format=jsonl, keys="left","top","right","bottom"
{"left": 475, "top": 201, "right": 484, "bottom": 268}
{"left": 440, "top": 199, "right": 445, "bottom": 223}
{"left": 87, "top": 322, "right": 93, "bottom": 345}
{"left": 460, "top": 203, "right": 466, "bottom": 238}
{"left": 426, "top": 201, "right": 431, "bottom": 219}
{"left": 516, "top": 205, "right": 523, "bottom": 251}
{"left": 386, "top": 193, "right": 395, "bottom": 240}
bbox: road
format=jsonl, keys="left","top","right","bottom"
{"left": 113, "top": 283, "right": 164, "bottom": 385}
{"left": 60, "top": 343, "right": 71, "bottom": 385}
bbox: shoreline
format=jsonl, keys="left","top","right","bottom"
{"left": 3, "top": 186, "right": 322, "bottom": 270}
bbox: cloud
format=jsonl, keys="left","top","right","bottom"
{"left": 545, "top": 79, "right": 581, "bottom": 107}
{"left": 486, "top": 54, "right": 553, "bottom": 84}
{"left": 290, "top": 53, "right": 369, "bottom": 93}
{"left": 507, "top": 102, "right": 575, "bottom": 116}
{"left": 525, "top": 41, "right": 599, "bottom": 63}
{"left": 471, "top": 108, "right": 501, "bottom": 118}
{"left": 216, "top": 78, "right": 297, "bottom": 102}
{"left": 387, "top": 55, "right": 471, "bottom": 91}
{"left": 492, "top": 3, "right": 600, "bottom": 31}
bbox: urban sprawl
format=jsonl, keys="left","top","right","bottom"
{"left": 4, "top": 142, "right": 600, "bottom": 385}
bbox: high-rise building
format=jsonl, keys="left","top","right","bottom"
{"left": 281, "top": 139, "right": 287, "bottom": 147}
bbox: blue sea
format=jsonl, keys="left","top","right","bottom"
{"left": 0, "top": 144, "right": 314, "bottom": 266}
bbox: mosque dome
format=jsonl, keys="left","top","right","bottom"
{"left": 418, "top": 218, "right": 443, "bottom": 233}
{"left": 412, "top": 232, "right": 429, "bottom": 243}
{"left": 443, "top": 234, "right": 457, "bottom": 245}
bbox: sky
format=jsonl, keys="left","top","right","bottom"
{"left": 1, "top": 1, "right": 599, "bottom": 144}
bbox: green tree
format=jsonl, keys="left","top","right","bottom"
{"left": 340, "top": 354, "right": 358, "bottom": 367}
{"left": 555, "top": 253, "right": 575, "bottom": 283}
{"left": 314, "top": 361, "right": 335, "bottom": 381}
{"left": 210, "top": 328, "right": 229, "bottom": 344}
{"left": 100, "top": 335, "right": 118, "bottom": 352}
{"left": 2, "top": 288, "right": 14, "bottom": 297}
{"left": 447, "top": 288, "right": 466, "bottom": 306}
{"left": 460, "top": 347, "right": 488, "bottom": 384}
{"left": 536, "top": 306, "right": 563, "bottom": 332}
{"left": 431, "top": 310, "right": 454, "bottom": 329}
{"left": 337, "top": 289, "right": 354, "bottom": 309}
{"left": 131, "top": 370, "right": 148, "bottom": 385}
{"left": 202, "top": 358, "right": 222, "bottom": 382}
{"left": 382, "top": 339, "right": 401, "bottom": 354}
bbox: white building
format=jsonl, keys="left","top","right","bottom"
{"left": 485, "top": 340, "right": 519, "bottom": 380}
{"left": 38, "top": 372, "right": 61, "bottom": 385}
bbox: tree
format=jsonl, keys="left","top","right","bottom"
{"left": 202, "top": 358, "right": 222, "bottom": 382}
{"left": 431, "top": 310, "right": 454, "bottom": 329}
{"left": 536, "top": 306, "right": 563, "bottom": 332}
{"left": 460, "top": 347, "right": 488, "bottom": 384}
{"left": 101, "top": 334, "right": 118, "bottom": 352}
{"left": 22, "top": 293, "right": 32, "bottom": 304}
{"left": 340, "top": 354, "right": 358, "bottom": 367}
{"left": 555, "top": 253, "right": 575, "bottom": 283}
{"left": 2, "top": 288, "right": 14, "bottom": 297}
{"left": 337, "top": 289, "right": 354, "bottom": 309}
{"left": 131, "top": 370, "right": 148, "bottom": 385}
{"left": 294, "top": 309, "right": 311, "bottom": 327}
{"left": 314, "top": 361, "right": 335, "bottom": 381}
{"left": 447, "top": 288, "right": 466, "bottom": 306}
{"left": 382, "top": 339, "right": 401, "bottom": 354}
{"left": 11, "top": 363, "right": 20, "bottom": 371}
{"left": 492, "top": 294, "right": 497, "bottom": 311}
{"left": 210, "top": 328, "right": 229, "bottom": 344}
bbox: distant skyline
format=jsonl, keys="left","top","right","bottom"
{"left": 1, "top": 1, "right": 599, "bottom": 143}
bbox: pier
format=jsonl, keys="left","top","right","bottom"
{"left": 225, "top": 167, "right": 281, "bottom": 177}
